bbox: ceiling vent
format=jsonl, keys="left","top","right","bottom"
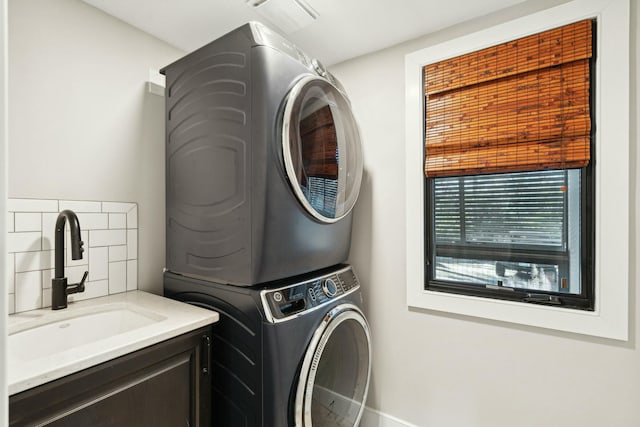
{"left": 246, "top": 0, "right": 317, "bottom": 34}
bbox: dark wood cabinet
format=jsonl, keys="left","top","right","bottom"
{"left": 9, "top": 326, "right": 212, "bottom": 427}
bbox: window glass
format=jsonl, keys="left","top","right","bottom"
{"left": 429, "top": 169, "right": 584, "bottom": 297}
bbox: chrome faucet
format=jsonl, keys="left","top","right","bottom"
{"left": 51, "top": 210, "right": 88, "bottom": 310}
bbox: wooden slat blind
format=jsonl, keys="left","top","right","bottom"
{"left": 424, "top": 20, "right": 593, "bottom": 177}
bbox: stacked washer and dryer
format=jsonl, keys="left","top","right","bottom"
{"left": 161, "top": 22, "right": 370, "bottom": 427}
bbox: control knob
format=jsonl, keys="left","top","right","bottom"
{"left": 322, "top": 278, "right": 338, "bottom": 297}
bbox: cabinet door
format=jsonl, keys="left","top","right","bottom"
{"left": 10, "top": 327, "right": 212, "bottom": 427}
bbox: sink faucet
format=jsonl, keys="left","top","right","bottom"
{"left": 51, "top": 210, "right": 88, "bottom": 310}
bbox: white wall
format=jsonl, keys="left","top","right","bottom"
{"left": 1, "top": 0, "right": 8, "bottom": 423}
{"left": 334, "top": 1, "right": 640, "bottom": 426}
{"left": 8, "top": 0, "right": 183, "bottom": 294}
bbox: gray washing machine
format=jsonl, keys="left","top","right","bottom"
{"left": 161, "top": 22, "right": 364, "bottom": 286}
{"left": 164, "top": 264, "right": 371, "bottom": 426}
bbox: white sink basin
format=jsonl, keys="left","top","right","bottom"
{"left": 9, "top": 305, "right": 165, "bottom": 363}
{"left": 8, "top": 291, "right": 219, "bottom": 395}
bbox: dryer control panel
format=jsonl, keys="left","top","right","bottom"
{"left": 261, "top": 266, "right": 359, "bottom": 322}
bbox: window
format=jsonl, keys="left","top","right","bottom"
{"left": 428, "top": 168, "right": 593, "bottom": 308}
{"left": 423, "top": 20, "right": 594, "bottom": 310}
{"left": 404, "top": 0, "right": 629, "bottom": 340}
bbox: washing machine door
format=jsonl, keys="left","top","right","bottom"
{"left": 295, "top": 304, "right": 372, "bottom": 427}
{"left": 282, "top": 75, "right": 364, "bottom": 223}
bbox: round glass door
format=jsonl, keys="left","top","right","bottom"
{"left": 295, "top": 305, "right": 371, "bottom": 427}
{"left": 282, "top": 76, "right": 364, "bottom": 223}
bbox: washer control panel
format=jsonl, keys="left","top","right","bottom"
{"left": 262, "top": 266, "right": 359, "bottom": 322}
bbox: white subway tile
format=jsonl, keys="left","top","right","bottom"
{"left": 42, "top": 266, "right": 88, "bottom": 289}
{"left": 66, "top": 265, "right": 89, "bottom": 284}
{"left": 42, "top": 269, "right": 54, "bottom": 289}
{"left": 89, "top": 229, "right": 126, "bottom": 247}
{"left": 65, "top": 232, "right": 88, "bottom": 268}
{"left": 127, "top": 260, "right": 138, "bottom": 291}
{"left": 127, "top": 206, "right": 138, "bottom": 229}
{"left": 8, "top": 294, "right": 15, "bottom": 315}
{"left": 15, "top": 271, "right": 42, "bottom": 313}
{"left": 109, "top": 261, "right": 127, "bottom": 293}
{"left": 109, "top": 213, "right": 126, "bottom": 229}
{"left": 102, "top": 202, "right": 136, "bottom": 213}
{"left": 7, "top": 232, "right": 42, "bottom": 253}
{"left": 42, "top": 288, "right": 52, "bottom": 309}
{"left": 59, "top": 200, "right": 102, "bottom": 213}
{"left": 42, "top": 267, "right": 86, "bottom": 289}
{"left": 66, "top": 251, "right": 88, "bottom": 268}
{"left": 42, "top": 213, "right": 105, "bottom": 250}
{"left": 127, "top": 230, "right": 138, "bottom": 260}
{"left": 7, "top": 212, "right": 14, "bottom": 232}
{"left": 89, "top": 247, "right": 108, "bottom": 281}
{"left": 15, "top": 250, "right": 55, "bottom": 273}
{"left": 8, "top": 198, "right": 58, "bottom": 213}
{"left": 42, "top": 213, "right": 57, "bottom": 250}
{"left": 76, "top": 213, "right": 108, "bottom": 230}
{"left": 7, "top": 254, "right": 15, "bottom": 294}
{"left": 41, "top": 267, "right": 86, "bottom": 291}
{"left": 68, "top": 280, "right": 108, "bottom": 303}
{"left": 109, "top": 245, "right": 127, "bottom": 262}
{"left": 15, "top": 213, "right": 42, "bottom": 232}
{"left": 8, "top": 199, "right": 139, "bottom": 306}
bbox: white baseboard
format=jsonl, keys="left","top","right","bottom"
{"left": 360, "top": 406, "right": 417, "bottom": 427}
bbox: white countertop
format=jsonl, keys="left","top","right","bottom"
{"left": 8, "top": 290, "right": 219, "bottom": 395}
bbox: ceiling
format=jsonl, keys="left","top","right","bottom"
{"left": 82, "top": 0, "right": 525, "bottom": 66}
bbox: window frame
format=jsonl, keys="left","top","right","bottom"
{"left": 425, "top": 166, "right": 594, "bottom": 310}
{"left": 405, "top": 0, "right": 629, "bottom": 340}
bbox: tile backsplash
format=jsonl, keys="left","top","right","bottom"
{"left": 6, "top": 198, "right": 138, "bottom": 314}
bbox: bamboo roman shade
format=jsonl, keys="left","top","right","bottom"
{"left": 424, "top": 20, "right": 593, "bottom": 177}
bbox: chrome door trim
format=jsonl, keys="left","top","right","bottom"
{"left": 294, "top": 303, "right": 372, "bottom": 427}
{"left": 281, "top": 74, "right": 362, "bottom": 224}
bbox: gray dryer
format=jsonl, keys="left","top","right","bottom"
{"left": 161, "top": 22, "right": 364, "bottom": 286}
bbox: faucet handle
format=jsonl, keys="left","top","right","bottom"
{"left": 64, "top": 270, "right": 88, "bottom": 297}
{"left": 78, "top": 271, "right": 88, "bottom": 292}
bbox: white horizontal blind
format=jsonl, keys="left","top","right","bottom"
{"left": 307, "top": 177, "right": 338, "bottom": 217}
{"left": 434, "top": 170, "right": 567, "bottom": 248}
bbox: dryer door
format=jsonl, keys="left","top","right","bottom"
{"left": 295, "top": 304, "right": 371, "bottom": 427}
{"left": 282, "top": 76, "right": 364, "bottom": 223}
